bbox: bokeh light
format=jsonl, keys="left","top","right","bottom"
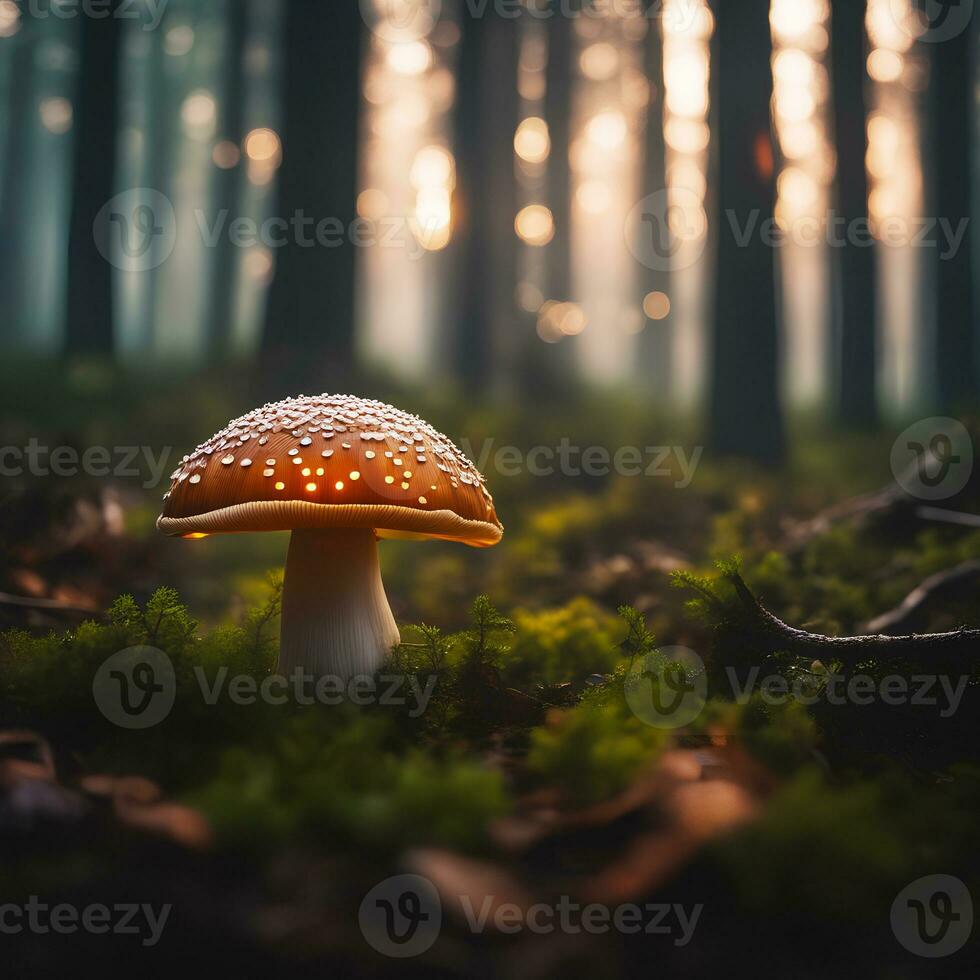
{"left": 579, "top": 42, "right": 619, "bottom": 81}
{"left": 514, "top": 117, "right": 550, "bottom": 164}
{"left": 212, "top": 140, "right": 241, "bottom": 169}
{"left": 164, "top": 24, "right": 195, "bottom": 57}
{"left": 515, "top": 205, "right": 555, "bottom": 247}
{"left": 39, "top": 97, "right": 73, "bottom": 135}
{"left": 387, "top": 40, "right": 432, "bottom": 76}
{"left": 643, "top": 291, "right": 671, "bottom": 320}
{"left": 357, "top": 188, "right": 390, "bottom": 220}
{"left": 181, "top": 91, "right": 217, "bottom": 141}
{"left": 244, "top": 127, "right": 282, "bottom": 163}
{"left": 586, "top": 111, "right": 628, "bottom": 150}
{"left": 0, "top": 0, "right": 20, "bottom": 37}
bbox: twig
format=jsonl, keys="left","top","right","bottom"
{"left": 860, "top": 559, "right": 980, "bottom": 635}
{"left": 781, "top": 481, "right": 908, "bottom": 553}
{"left": 916, "top": 506, "right": 980, "bottom": 528}
{"left": 0, "top": 591, "right": 98, "bottom": 615}
{"left": 719, "top": 569, "right": 980, "bottom": 667}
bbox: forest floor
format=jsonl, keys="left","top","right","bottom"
{"left": 1, "top": 364, "right": 978, "bottom": 977}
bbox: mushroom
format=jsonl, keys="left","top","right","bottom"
{"left": 158, "top": 394, "right": 503, "bottom": 680}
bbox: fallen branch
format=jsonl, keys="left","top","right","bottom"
{"left": 720, "top": 568, "right": 980, "bottom": 667}
{"left": 781, "top": 481, "right": 908, "bottom": 554}
{"left": 861, "top": 560, "right": 980, "bottom": 635}
{"left": 780, "top": 451, "right": 979, "bottom": 554}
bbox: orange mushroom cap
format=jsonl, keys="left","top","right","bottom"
{"left": 157, "top": 394, "right": 503, "bottom": 547}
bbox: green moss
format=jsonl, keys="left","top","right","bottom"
{"left": 713, "top": 764, "right": 980, "bottom": 922}
{"left": 527, "top": 694, "right": 669, "bottom": 806}
{"left": 192, "top": 709, "right": 509, "bottom": 855}
{"left": 501, "top": 598, "right": 622, "bottom": 688}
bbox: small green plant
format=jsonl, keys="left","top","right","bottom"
{"left": 501, "top": 597, "right": 622, "bottom": 688}
{"left": 527, "top": 695, "right": 669, "bottom": 806}
{"left": 192, "top": 708, "right": 510, "bottom": 855}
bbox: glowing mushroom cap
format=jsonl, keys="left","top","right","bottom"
{"left": 157, "top": 394, "right": 503, "bottom": 547}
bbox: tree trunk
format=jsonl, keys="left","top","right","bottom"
{"left": 207, "top": 0, "right": 249, "bottom": 359}
{"left": 517, "top": 7, "right": 574, "bottom": 398}
{"left": 709, "top": 0, "right": 783, "bottom": 462}
{"left": 65, "top": 0, "right": 123, "bottom": 356}
{"left": 261, "top": 0, "right": 362, "bottom": 394}
{"left": 638, "top": 7, "right": 670, "bottom": 391}
{"left": 830, "top": 0, "right": 877, "bottom": 425}
{"left": 545, "top": 9, "right": 572, "bottom": 306}
{"left": 452, "top": 9, "right": 521, "bottom": 390}
{"left": 141, "top": 11, "right": 174, "bottom": 354}
{"left": 927, "top": 25, "right": 976, "bottom": 411}
{"left": 0, "top": 27, "right": 35, "bottom": 347}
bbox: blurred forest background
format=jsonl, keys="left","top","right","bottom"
{"left": 0, "top": 0, "right": 975, "bottom": 451}
{"left": 0, "top": 0, "right": 977, "bottom": 624}
{"left": 2, "top": 5, "right": 980, "bottom": 974}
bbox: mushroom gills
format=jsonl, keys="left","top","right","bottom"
{"left": 278, "top": 527, "right": 400, "bottom": 681}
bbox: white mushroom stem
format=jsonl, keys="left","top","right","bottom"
{"left": 278, "top": 527, "right": 400, "bottom": 682}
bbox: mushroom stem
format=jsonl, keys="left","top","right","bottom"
{"left": 278, "top": 527, "right": 400, "bottom": 681}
